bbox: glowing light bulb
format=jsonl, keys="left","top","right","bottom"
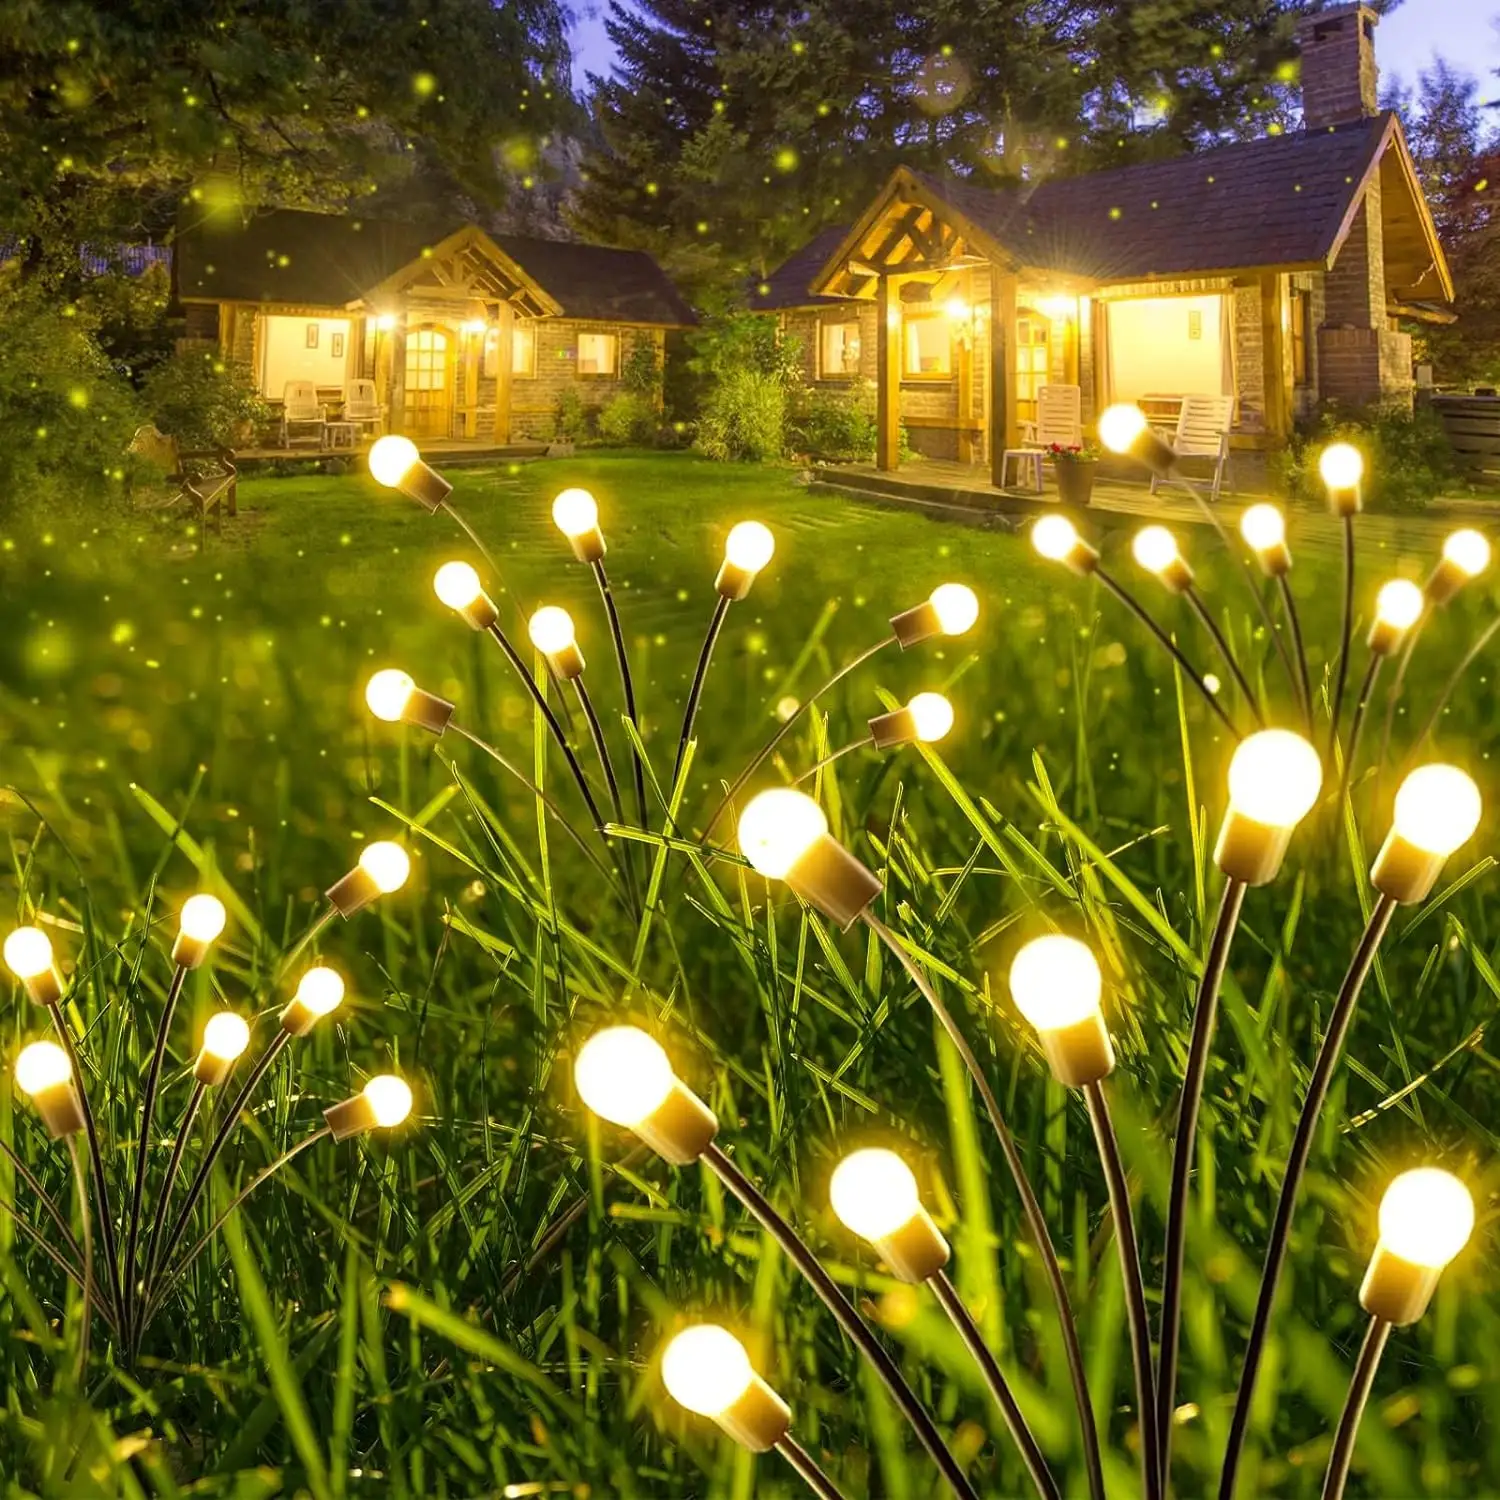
{"left": 574, "top": 1026, "right": 676, "bottom": 1127}
{"left": 179, "top": 894, "right": 227, "bottom": 944}
{"left": 369, "top": 435, "right": 420, "bottom": 489}
{"left": 365, "top": 669, "right": 415, "bottom": 722}
{"left": 1443, "top": 529, "right": 1490, "bottom": 578}
{"left": 830, "top": 1149, "right": 922, "bottom": 1241}
{"left": 434, "top": 561, "right": 482, "bottom": 609}
{"left": 943, "top": 296, "right": 970, "bottom": 323}
{"left": 358, "top": 842, "right": 410, "bottom": 893}
{"left": 375, "top": 313, "right": 397, "bottom": 332}
{"left": 363, "top": 1074, "right": 413, "bottom": 1127}
{"left": 4, "top": 927, "right": 53, "bottom": 981}
{"left": 201, "top": 1012, "right": 251, "bottom": 1062}
{"left": 1227, "top": 730, "right": 1323, "bottom": 828}
{"left": 661, "top": 1326, "right": 754, "bottom": 1418}
{"left": 1099, "top": 403, "right": 1148, "bottom": 454}
{"left": 929, "top": 583, "right": 979, "bottom": 636}
{"left": 1132, "top": 525, "right": 1180, "bottom": 574}
{"left": 1009, "top": 935, "right": 1102, "bottom": 1032}
{"left": 1392, "top": 765, "right": 1482, "bottom": 856}
{"left": 1377, "top": 1168, "right": 1474, "bottom": 1269}
{"left": 1375, "top": 580, "right": 1423, "bottom": 630}
{"left": 1319, "top": 442, "right": 1364, "bottom": 492}
{"left": 15, "top": 1040, "right": 70, "bottom": 1096}
{"left": 737, "top": 789, "right": 828, "bottom": 880}
{"left": 907, "top": 693, "right": 954, "bottom": 743}
{"left": 1240, "top": 504, "right": 1286, "bottom": 551}
{"left": 1032, "top": 515, "right": 1079, "bottom": 562}
{"left": 552, "top": 488, "right": 599, "bottom": 537}
{"left": 725, "top": 522, "right": 775, "bottom": 572}
{"left": 295, "top": 966, "right": 345, "bottom": 1016}
{"left": 528, "top": 606, "right": 576, "bottom": 654}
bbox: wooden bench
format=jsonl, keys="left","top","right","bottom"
{"left": 1431, "top": 394, "right": 1500, "bottom": 479}
{"left": 128, "top": 425, "right": 238, "bottom": 541}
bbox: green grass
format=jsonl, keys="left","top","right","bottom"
{"left": 1, "top": 453, "right": 1498, "bottom": 1497}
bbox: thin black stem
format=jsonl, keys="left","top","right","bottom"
{"left": 592, "top": 559, "right": 649, "bottom": 828}
{"left": 0, "top": 1137, "right": 85, "bottom": 1267}
{"left": 703, "top": 635, "right": 897, "bottom": 838}
{"left": 1084, "top": 1081, "right": 1161, "bottom": 1500}
{"left": 1096, "top": 569, "right": 1241, "bottom": 738}
{"left": 1219, "top": 895, "right": 1397, "bottom": 1500}
{"left": 794, "top": 736, "right": 874, "bottom": 785}
{"left": 1158, "top": 880, "right": 1247, "bottom": 1475}
{"left": 1327, "top": 516, "right": 1357, "bottom": 762}
{"left": 66, "top": 1136, "right": 91, "bottom": 1383}
{"left": 675, "top": 595, "right": 732, "bottom": 787}
{"left": 575, "top": 678, "right": 626, "bottom": 830}
{"left": 123, "top": 962, "right": 188, "bottom": 1337}
{"left": 864, "top": 914, "right": 1105, "bottom": 1500}
{"left": 701, "top": 1142, "right": 978, "bottom": 1500}
{"left": 1186, "top": 588, "right": 1265, "bottom": 726}
{"left": 0, "top": 1192, "right": 105, "bottom": 1313}
{"left": 1375, "top": 611, "right": 1428, "bottom": 780}
{"left": 1321, "top": 1317, "right": 1392, "bottom": 1500}
{"left": 1407, "top": 613, "right": 1500, "bottom": 760}
{"left": 931, "top": 1270, "right": 1060, "bottom": 1500}
{"left": 1277, "top": 574, "right": 1315, "bottom": 735}
{"left": 1338, "top": 654, "right": 1383, "bottom": 807}
{"left": 485, "top": 624, "right": 607, "bottom": 831}
{"left": 778, "top": 1436, "right": 849, "bottom": 1500}
{"left": 138, "top": 1080, "right": 205, "bottom": 1341}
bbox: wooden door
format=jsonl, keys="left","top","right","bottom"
{"left": 403, "top": 325, "right": 454, "bottom": 438}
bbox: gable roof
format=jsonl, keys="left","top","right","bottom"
{"left": 749, "top": 225, "right": 855, "bottom": 311}
{"left": 175, "top": 209, "right": 696, "bottom": 325}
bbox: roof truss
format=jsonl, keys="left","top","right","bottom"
{"left": 355, "top": 226, "right": 561, "bottom": 318}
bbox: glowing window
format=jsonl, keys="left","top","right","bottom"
{"left": 577, "top": 332, "right": 619, "bottom": 376}
{"left": 903, "top": 312, "right": 952, "bottom": 379}
{"left": 512, "top": 322, "right": 537, "bottom": 377}
{"left": 820, "top": 321, "right": 861, "bottom": 378}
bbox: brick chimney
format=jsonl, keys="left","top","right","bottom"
{"left": 1297, "top": 3, "right": 1380, "bottom": 131}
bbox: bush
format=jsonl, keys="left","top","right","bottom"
{"left": 140, "top": 348, "right": 268, "bottom": 448}
{"left": 597, "top": 392, "right": 659, "bottom": 448}
{"left": 790, "top": 384, "right": 878, "bottom": 462}
{"left": 694, "top": 368, "right": 787, "bottom": 462}
{"left": 620, "top": 337, "right": 662, "bottom": 398}
{"left": 553, "top": 387, "right": 591, "bottom": 443}
{"left": 1275, "top": 404, "right": 1462, "bottom": 510}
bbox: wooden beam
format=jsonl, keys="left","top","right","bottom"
{"left": 868, "top": 205, "right": 928, "bottom": 271}
{"left": 462, "top": 323, "right": 481, "bottom": 438}
{"left": 1260, "top": 272, "right": 1292, "bottom": 444}
{"left": 990, "top": 271, "right": 1018, "bottom": 486}
{"left": 492, "top": 303, "right": 513, "bottom": 444}
{"left": 389, "top": 320, "right": 408, "bottom": 435}
{"left": 877, "top": 274, "right": 901, "bottom": 471}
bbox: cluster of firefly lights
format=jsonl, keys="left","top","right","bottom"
{"left": 2, "top": 841, "right": 419, "bottom": 1360}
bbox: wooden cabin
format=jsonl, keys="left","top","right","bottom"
{"left": 753, "top": 4, "right": 1454, "bottom": 481}
{"left": 174, "top": 211, "right": 695, "bottom": 444}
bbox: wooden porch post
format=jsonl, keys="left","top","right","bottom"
{"left": 1260, "top": 272, "right": 1292, "bottom": 444}
{"left": 462, "top": 319, "right": 481, "bottom": 438}
{"left": 956, "top": 298, "right": 976, "bottom": 466}
{"left": 989, "top": 271, "right": 1018, "bottom": 487}
{"left": 389, "top": 320, "right": 408, "bottom": 436}
{"left": 876, "top": 273, "right": 901, "bottom": 471}
{"left": 492, "top": 302, "right": 513, "bottom": 445}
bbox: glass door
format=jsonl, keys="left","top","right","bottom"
{"left": 403, "top": 326, "right": 453, "bottom": 438}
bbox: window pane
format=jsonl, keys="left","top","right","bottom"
{"left": 512, "top": 323, "right": 535, "bottom": 376}
{"left": 903, "top": 316, "right": 951, "bottom": 377}
{"left": 578, "top": 332, "right": 618, "bottom": 375}
{"left": 821, "top": 321, "right": 861, "bottom": 377}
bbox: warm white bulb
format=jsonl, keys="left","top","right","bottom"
{"left": 1443, "top": 529, "right": 1490, "bottom": 578}
{"left": 369, "top": 435, "right": 420, "bottom": 489}
{"left": 375, "top": 313, "right": 397, "bottom": 332}
{"left": 1392, "top": 765, "right": 1482, "bottom": 856}
{"left": 1378, "top": 1167, "right": 1474, "bottom": 1269}
{"left": 15, "top": 1040, "right": 70, "bottom": 1096}
{"left": 1319, "top": 442, "right": 1365, "bottom": 491}
{"left": 1032, "top": 515, "right": 1079, "bottom": 562}
{"left": 830, "top": 1149, "right": 922, "bottom": 1241}
{"left": 1009, "top": 935, "right": 1103, "bottom": 1032}
{"left": 4, "top": 927, "right": 54, "bottom": 981}
{"left": 179, "top": 894, "right": 227, "bottom": 944}
{"left": 552, "top": 488, "right": 599, "bottom": 537}
{"left": 737, "top": 789, "right": 829, "bottom": 880}
{"left": 943, "top": 296, "right": 970, "bottom": 323}
{"left": 201, "top": 1012, "right": 251, "bottom": 1062}
{"left": 359, "top": 841, "right": 411, "bottom": 893}
{"left": 725, "top": 521, "right": 775, "bottom": 572}
{"left": 1376, "top": 579, "right": 1424, "bottom": 630}
{"left": 1240, "top": 503, "right": 1286, "bottom": 551}
{"left": 1099, "top": 403, "right": 1148, "bottom": 454}
{"left": 434, "top": 561, "right": 483, "bottom": 609}
{"left": 295, "top": 966, "right": 345, "bottom": 1016}
{"left": 1132, "top": 525, "right": 1179, "bottom": 574}
{"left": 907, "top": 692, "right": 954, "bottom": 743}
{"left": 660, "top": 1325, "right": 754, "bottom": 1418}
{"left": 365, "top": 669, "right": 415, "bottom": 723}
{"left": 528, "top": 606, "right": 576, "bottom": 654}
{"left": 1227, "top": 730, "right": 1323, "bottom": 828}
{"left": 363, "top": 1074, "right": 414, "bottom": 1127}
{"left": 574, "top": 1026, "right": 677, "bottom": 1127}
{"left": 930, "top": 583, "right": 979, "bottom": 636}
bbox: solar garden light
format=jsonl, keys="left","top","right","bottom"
{"left": 1370, "top": 763, "right": 1482, "bottom": 905}
{"left": 1241, "top": 504, "right": 1313, "bottom": 725}
{"left": 368, "top": 435, "right": 452, "bottom": 512}
{"left": 281, "top": 965, "right": 346, "bottom": 1037}
{"left": 433, "top": 561, "right": 500, "bottom": 630}
{"left": 192, "top": 1012, "right": 252, "bottom": 1088}
{"left": 868, "top": 691, "right": 954, "bottom": 750}
{"left": 364, "top": 668, "right": 454, "bottom": 735}
{"left": 1322, "top": 1170, "right": 1475, "bottom": 1500}
{"left": 324, "top": 1074, "right": 415, "bottom": 1141}
{"left": 552, "top": 487, "right": 607, "bottom": 562}
{"left": 1098, "top": 402, "right": 1177, "bottom": 477}
{"left": 171, "top": 894, "right": 226, "bottom": 970}
{"left": 1337, "top": 581, "right": 1424, "bottom": 801}
{"left": 4, "top": 925, "right": 64, "bottom": 1006}
{"left": 15, "top": 1040, "right": 84, "bottom": 1139}
{"left": 1214, "top": 729, "right": 1324, "bottom": 886}
{"left": 1031, "top": 514, "right": 1100, "bottom": 576}
{"left": 529, "top": 606, "right": 586, "bottom": 681}
{"left": 1426, "top": 528, "right": 1491, "bottom": 607}
{"left": 325, "top": 841, "right": 411, "bottom": 918}
{"left": 1319, "top": 442, "right": 1365, "bottom": 517}
{"left": 738, "top": 789, "right": 882, "bottom": 931}
{"left": 889, "top": 582, "right": 979, "bottom": 649}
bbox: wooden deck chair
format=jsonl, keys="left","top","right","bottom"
{"left": 1000, "top": 384, "right": 1082, "bottom": 492}
{"left": 342, "top": 377, "right": 385, "bottom": 438}
{"left": 279, "top": 380, "right": 326, "bottom": 447}
{"left": 1152, "top": 394, "right": 1234, "bottom": 502}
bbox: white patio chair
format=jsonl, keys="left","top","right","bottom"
{"left": 1151, "top": 393, "right": 1235, "bottom": 502}
{"left": 279, "top": 380, "right": 326, "bottom": 448}
{"left": 342, "top": 378, "right": 386, "bottom": 438}
{"left": 999, "top": 384, "right": 1082, "bottom": 492}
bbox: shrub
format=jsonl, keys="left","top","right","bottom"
{"left": 553, "top": 387, "right": 590, "bottom": 443}
{"left": 140, "top": 349, "right": 269, "bottom": 448}
{"left": 694, "top": 367, "right": 787, "bottom": 462}
{"left": 790, "top": 384, "right": 878, "bottom": 462}
{"left": 1275, "top": 404, "right": 1462, "bottom": 510}
{"left": 597, "top": 391, "right": 659, "bottom": 448}
{"left": 620, "top": 337, "right": 663, "bottom": 398}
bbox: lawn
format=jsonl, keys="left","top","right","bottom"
{"left": 1, "top": 452, "right": 1498, "bottom": 1496}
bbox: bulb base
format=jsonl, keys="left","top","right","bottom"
{"left": 193, "top": 1048, "right": 237, "bottom": 1087}
{"left": 1214, "top": 809, "right": 1293, "bottom": 887}
{"left": 872, "top": 1207, "right": 952, "bottom": 1284}
{"left": 715, "top": 1372, "right": 792, "bottom": 1453}
{"left": 398, "top": 461, "right": 453, "bottom": 513}
{"left": 566, "top": 526, "right": 607, "bottom": 564}
{"left": 1426, "top": 558, "right": 1467, "bottom": 608}
{"left": 1060, "top": 535, "right": 1101, "bottom": 576}
{"left": 171, "top": 932, "right": 213, "bottom": 970}
{"left": 868, "top": 707, "right": 917, "bottom": 750}
{"left": 1251, "top": 542, "right": 1292, "bottom": 578}
{"left": 1129, "top": 428, "right": 1179, "bottom": 478}
{"left": 890, "top": 601, "right": 942, "bottom": 650}
{"left": 715, "top": 559, "right": 757, "bottom": 601}
{"left": 326, "top": 865, "right": 381, "bottom": 918}
{"left": 31, "top": 1080, "right": 84, "bottom": 1139}
{"left": 543, "top": 642, "right": 586, "bottom": 681}
{"left": 456, "top": 591, "right": 500, "bottom": 631}
{"left": 402, "top": 688, "right": 455, "bottom": 735}
{"left": 634, "top": 1080, "right": 719, "bottom": 1166}
{"left": 1370, "top": 829, "right": 1445, "bottom": 905}
{"left": 785, "top": 833, "right": 883, "bottom": 931}
{"left": 21, "top": 969, "right": 63, "bottom": 1007}
{"left": 1326, "top": 483, "right": 1362, "bottom": 518}
{"left": 1360, "top": 1244, "right": 1442, "bottom": 1326}
{"left": 281, "top": 995, "right": 332, "bottom": 1037}
{"left": 1155, "top": 557, "right": 1195, "bottom": 595}
{"left": 1367, "top": 618, "right": 1412, "bottom": 658}
{"left": 1038, "top": 1013, "right": 1115, "bottom": 1088}
{"left": 324, "top": 1092, "right": 382, "bottom": 1142}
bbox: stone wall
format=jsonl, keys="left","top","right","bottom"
{"left": 509, "top": 320, "right": 666, "bottom": 440}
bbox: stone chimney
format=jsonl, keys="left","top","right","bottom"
{"left": 1297, "top": 3, "right": 1380, "bottom": 131}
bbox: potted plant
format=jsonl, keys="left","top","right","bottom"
{"left": 1048, "top": 440, "right": 1100, "bottom": 506}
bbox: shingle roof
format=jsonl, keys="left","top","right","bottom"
{"left": 175, "top": 209, "right": 695, "bottom": 325}
{"left": 749, "top": 225, "right": 856, "bottom": 310}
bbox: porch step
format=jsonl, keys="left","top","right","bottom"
{"left": 808, "top": 479, "right": 1024, "bottom": 533}
{"left": 812, "top": 463, "right": 1041, "bottom": 518}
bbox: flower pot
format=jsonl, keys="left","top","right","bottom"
{"left": 1055, "top": 459, "right": 1096, "bottom": 507}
